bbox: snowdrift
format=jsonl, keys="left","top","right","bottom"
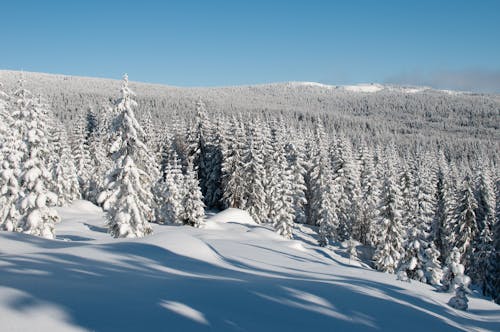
{"left": 0, "top": 201, "right": 498, "bottom": 331}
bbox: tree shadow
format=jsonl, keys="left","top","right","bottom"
{"left": 1, "top": 237, "right": 498, "bottom": 332}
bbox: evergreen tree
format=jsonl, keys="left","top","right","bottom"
{"left": 71, "top": 115, "right": 93, "bottom": 199}
{"left": 11, "top": 80, "right": 60, "bottom": 238}
{"left": 98, "top": 74, "right": 154, "bottom": 238}
{"left": 157, "top": 149, "right": 185, "bottom": 225}
{"left": 432, "top": 152, "right": 455, "bottom": 263}
{"left": 181, "top": 162, "right": 205, "bottom": 227}
{"left": 452, "top": 175, "right": 478, "bottom": 271}
{"left": 442, "top": 247, "right": 471, "bottom": 292}
{"left": 331, "top": 138, "right": 361, "bottom": 241}
{"left": 448, "top": 284, "right": 469, "bottom": 311}
{"left": 285, "top": 141, "right": 307, "bottom": 224}
{"left": 0, "top": 83, "right": 21, "bottom": 231}
{"left": 373, "top": 159, "right": 404, "bottom": 273}
{"left": 269, "top": 128, "right": 295, "bottom": 239}
{"left": 242, "top": 122, "right": 267, "bottom": 223}
{"left": 221, "top": 118, "right": 246, "bottom": 209}
{"left": 357, "top": 144, "right": 379, "bottom": 246}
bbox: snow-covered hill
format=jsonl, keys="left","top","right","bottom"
{"left": 0, "top": 201, "right": 498, "bottom": 331}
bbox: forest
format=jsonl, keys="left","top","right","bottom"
{"left": 0, "top": 71, "right": 499, "bottom": 306}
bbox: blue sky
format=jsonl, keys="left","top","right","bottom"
{"left": 1, "top": 0, "right": 499, "bottom": 91}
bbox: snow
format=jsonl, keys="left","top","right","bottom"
{"left": 343, "top": 83, "right": 384, "bottom": 93}
{"left": 0, "top": 200, "right": 499, "bottom": 331}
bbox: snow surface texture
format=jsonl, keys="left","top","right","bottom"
{"left": 0, "top": 201, "right": 498, "bottom": 332}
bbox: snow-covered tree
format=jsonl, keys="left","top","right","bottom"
{"left": 181, "top": 162, "right": 205, "bottom": 227}
{"left": 98, "top": 74, "right": 154, "bottom": 238}
{"left": 357, "top": 144, "right": 379, "bottom": 246}
{"left": 373, "top": 159, "right": 404, "bottom": 273}
{"left": 442, "top": 247, "right": 471, "bottom": 292}
{"left": 242, "top": 122, "right": 267, "bottom": 223}
{"left": 156, "top": 149, "right": 185, "bottom": 224}
{"left": 448, "top": 284, "right": 469, "bottom": 311}
{"left": 269, "top": 128, "right": 295, "bottom": 239}
{"left": 0, "top": 83, "right": 21, "bottom": 231}
{"left": 452, "top": 175, "right": 478, "bottom": 270}
{"left": 423, "top": 243, "right": 444, "bottom": 286}
{"left": 11, "top": 80, "right": 60, "bottom": 238}
{"left": 432, "top": 153, "right": 455, "bottom": 262}
{"left": 331, "top": 138, "right": 361, "bottom": 242}
{"left": 285, "top": 141, "right": 307, "bottom": 224}
{"left": 221, "top": 118, "right": 246, "bottom": 209}
{"left": 50, "top": 125, "right": 81, "bottom": 205}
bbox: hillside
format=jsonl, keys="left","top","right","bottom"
{"left": 1, "top": 201, "right": 499, "bottom": 332}
{"left": 0, "top": 70, "right": 499, "bottom": 149}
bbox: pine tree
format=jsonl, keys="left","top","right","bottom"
{"left": 11, "top": 80, "right": 60, "bottom": 238}
{"left": 442, "top": 247, "right": 471, "bottom": 292}
{"left": 491, "top": 200, "right": 500, "bottom": 304}
{"left": 452, "top": 175, "right": 478, "bottom": 271}
{"left": 448, "top": 284, "right": 469, "bottom": 311}
{"left": 432, "top": 152, "right": 455, "bottom": 263}
{"left": 331, "top": 138, "right": 361, "bottom": 242}
{"left": 50, "top": 125, "right": 81, "bottom": 206}
{"left": 181, "top": 162, "right": 205, "bottom": 227}
{"left": 400, "top": 158, "right": 437, "bottom": 283}
{"left": 424, "top": 242, "right": 444, "bottom": 286}
{"left": 98, "top": 74, "right": 154, "bottom": 238}
{"left": 373, "top": 159, "right": 404, "bottom": 273}
{"left": 242, "top": 122, "right": 267, "bottom": 223}
{"left": 269, "top": 128, "right": 295, "bottom": 239}
{"left": 0, "top": 83, "right": 21, "bottom": 231}
{"left": 221, "top": 118, "right": 246, "bottom": 209}
{"left": 71, "top": 115, "right": 93, "bottom": 199}
{"left": 357, "top": 144, "right": 379, "bottom": 246}
{"left": 157, "top": 149, "right": 185, "bottom": 225}
{"left": 203, "top": 118, "right": 225, "bottom": 209}
{"left": 285, "top": 141, "right": 307, "bottom": 224}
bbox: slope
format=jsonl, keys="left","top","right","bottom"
{"left": 0, "top": 201, "right": 498, "bottom": 332}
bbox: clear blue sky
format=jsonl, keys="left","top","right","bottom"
{"left": 1, "top": 0, "right": 499, "bottom": 91}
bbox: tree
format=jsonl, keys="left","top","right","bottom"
{"left": 181, "top": 162, "right": 205, "bottom": 227}
{"left": 373, "top": 159, "right": 404, "bottom": 273}
{"left": 221, "top": 117, "right": 246, "bottom": 209}
{"left": 98, "top": 74, "right": 154, "bottom": 238}
{"left": 0, "top": 83, "right": 21, "bottom": 231}
{"left": 448, "top": 284, "right": 469, "bottom": 311}
{"left": 157, "top": 149, "right": 185, "bottom": 225}
{"left": 442, "top": 247, "right": 471, "bottom": 292}
{"left": 432, "top": 153, "right": 455, "bottom": 262}
{"left": 50, "top": 125, "right": 81, "bottom": 205}
{"left": 11, "top": 80, "right": 60, "bottom": 238}
{"left": 285, "top": 141, "right": 307, "bottom": 224}
{"left": 242, "top": 122, "right": 267, "bottom": 223}
{"left": 269, "top": 128, "right": 295, "bottom": 239}
{"left": 357, "top": 144, "right": 379, "bottom": 246}
{"left": 452, "top": 175, "right": 478, "bottom": 271}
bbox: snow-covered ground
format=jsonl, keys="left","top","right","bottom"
{"left": 0, "top": 201, "right": 498, "bottom": 331}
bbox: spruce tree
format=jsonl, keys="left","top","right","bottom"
{"left": 11, "top": 80, "right": 60, "bottom": 238}
{"left": 50, "top": 125, "right": 81, "bottom": 205}
{"left": 157, "top": 149, "right": 185, "bottom": 225}
{"left": 373, "top": 159, "right": 404, "bottom": 273}
{"left": 98, "top": 74, "right": 154, "bottom": 238}
{"left": 0, "top": 83, "right": 21, "bottom": 231}
{"left": 453, "top": 175, "right": 478, "bottom": 271}
{"left": 181, "top": 162, "right": 205, "bottom": 227}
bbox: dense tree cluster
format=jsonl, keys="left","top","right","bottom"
{"left": 0, "top": 75, "right": 498, "bottom": 304}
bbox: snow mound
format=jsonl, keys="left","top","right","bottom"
{"left": 205, "top": 208, "right": 256, "bottom": 225}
